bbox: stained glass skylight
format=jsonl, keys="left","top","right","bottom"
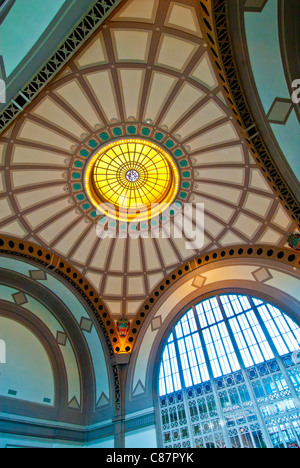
{"left": 85, "top": 139, "right": 179, "bottom": 222}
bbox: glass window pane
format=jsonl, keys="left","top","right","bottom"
{"left": 159, "top": 294, "right": 300, "bottom": 449}
{"left": 196, "top": 302, "right": 208, "bottom": 329}
{"left": 257, "top": 303, "right": 300, "bottom": 355}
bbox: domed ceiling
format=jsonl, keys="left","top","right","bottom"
{"left": 0, "top": 0, "right": 297, "bottom": 319}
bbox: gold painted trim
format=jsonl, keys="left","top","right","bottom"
{"left": 122, "top": 244, "right": 300, "bottom": 352}
{"left": 0, "top": 235, "right": 121, "bottom": 355}
{"left": 0, "top": 236, "right": 298, "bottom": 354}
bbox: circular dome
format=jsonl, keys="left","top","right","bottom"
{"left": 84, "top": 139, "right": 179, "bottom": 222}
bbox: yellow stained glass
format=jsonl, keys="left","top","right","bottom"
{"left": 85, "top": 139, "right": 179, "bottom": 222}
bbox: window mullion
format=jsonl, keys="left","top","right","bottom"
{"left": 270, "top": 319, "right": 292, "bottom": 355}
{"left": 282, "top": 314, "right": 300, "bottom": 348}
{"left": 216, "top": 296, "right": 273, "bottom": 448}
{"left": 206, "top": 328, "right": 222, "bottom": 377}
{"left": 240, "top": 313, "right": 262, "bottom": 365}
{"left": 172, "top": 323, "right": 199, "bottom": 448}
{"left": 249, "top": 298, "right": 300, "bottom": 404}
{"left": 216, "top": 296, "right": 255, "bottom": 370}
{"left": 193, "top": 305, "right": 215, "bottom": 382}
{"left": 172, "top": 326, "right": 186, "bottom": 392}
{"left": 217, "top": 297, "right": 256, "bottom": 365}
{"left": 178, "top": 373, "right": 196, "bottom": 448}
{"left": 172, "top": 327, "right": 199, "bottom": 447}
{"left": 274, "top": 418, "right": 288, "bottom": 449}
{"left": 251, "top": 297, "right": 292, "bottom": 354}
{"left": 160, "top": 295, "right": 300, "bottom": 449}
{"left": 192, "top": 304, "right": 231, "bottom": 448}
{"left": 179, "top": 336, "right": 195, "bottom": 388}
{"left": 194, "top": 303, "right": 224, "bottom": 377}
{"left": 249, "top": 297, "right": 300, "bottom": 431}
{"left": 271, "top": 313, "right": 298, "bottom": 354}
{"left": 275, "top": 362, "right": 300, "bottom": 416}
{"left": 216, "top": 297, "right": 246, "bottom": 366}
{"left": 248, "top": 297, "right": 281, "bottom": 358}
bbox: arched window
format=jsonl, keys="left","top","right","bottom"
{"left": 157, "top": 294, "right": 300, "bottom": 449}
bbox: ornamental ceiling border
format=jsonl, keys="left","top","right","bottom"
{"left": 122, "top": 244, "right": 300, "bottom": 352}
{"left": 0, "top": 0, "right": 121, "bottom": 133}
{"left": 197, "top": 0, "right": 300, "bottom": 227}
{"left": 0, "top": 237, "right": 299, "bottom": 355}
{"left": 0, "top": 234, "right": 121, "bottom": 356}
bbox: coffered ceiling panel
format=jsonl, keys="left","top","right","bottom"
{"left": 0, "top": 0, "right": 296, "bottom": 319}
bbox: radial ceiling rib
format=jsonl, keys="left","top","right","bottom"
{"left": 198, "top": 0, "right": 300, "bottom": 225}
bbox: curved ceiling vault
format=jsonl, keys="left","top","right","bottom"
{"left": 0, "top": 0, "right": 297, "bottom": 325}
{"left": 0, "top": 0, "right": 100, "bottom": 106}
{"left": 227, "top": 0, "right": 300, "bottom": 198}
{"left": 0, "top": 252, "right": 114, "bottom": 423}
